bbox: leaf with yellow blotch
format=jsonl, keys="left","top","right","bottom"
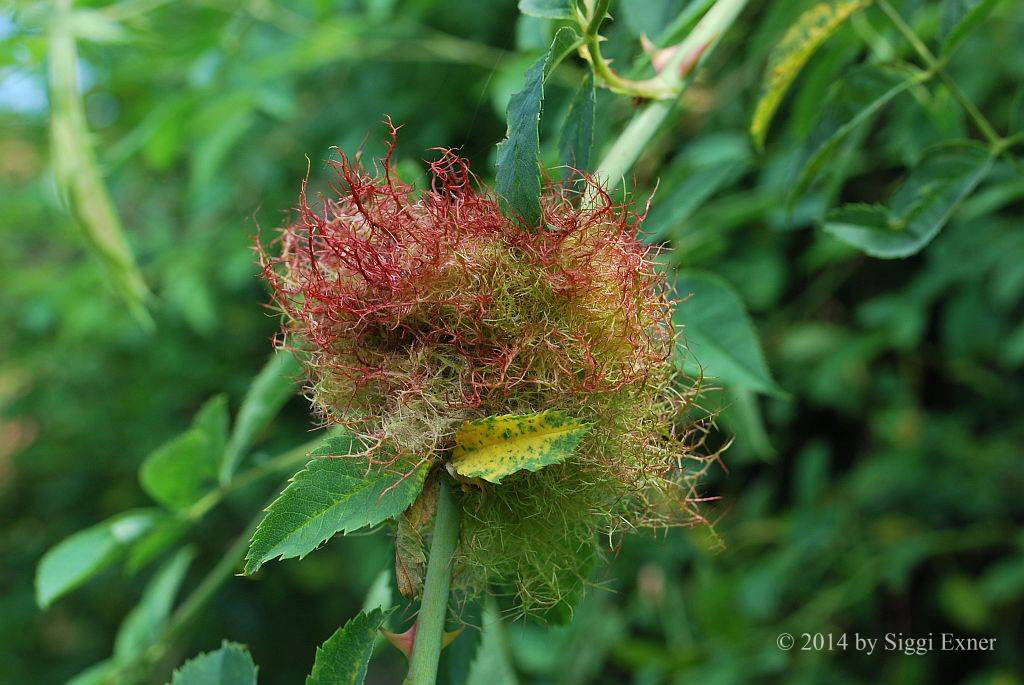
{"left": 451, "top": 411, "right": 590, "bottom": 484}
{"left": 750, "top": 0, "right": 872, "bottom": 150}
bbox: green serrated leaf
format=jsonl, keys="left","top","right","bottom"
{"left": 518, "top": 0, "right": 574, "bottom": 19}
{"left": 452, "top": 411, "right": 589, "bottom": 484}
{"left": 823, "top": 142, "right": 995, "bottom": 258}
{"left": 559, "top": 72, "right": 595, "bottom": 175}
{"left": 750, "top": 0, "right": 872, "bottom": 150}
{"left": 940, "top": 0, "right": 1003, "bottom": 54}
{"left": 305, "top": 608, "right": 387, "bottom": 685}
{"left": 220, "top": 349, "right": 302, "bottom": 483}
{"left": 792, "top": 65, "right": 921, "bottom": 199}
{"left": 115, "top": 547, "right": 195, "bottom": 661}
{"left": 170, "top": 641, "right": 258, "bottom": 685}
{"left": 36, "top": 509, "right": 160, "bottom": 608}
{"left": 673, "top": 270, "right": 784, "bottom": 397}
{"left": 244, "top": 436, "right": 429, "bottom": 574}
{"left": 496, "top": 27, "right": 580, "bottom": 225}
{"left": 140, "top": 395, "right": 228, "bottom": 510}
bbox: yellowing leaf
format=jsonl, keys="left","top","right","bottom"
{"left": 452, "top": 411, "right": 589, "bottom": 484}
{"left": 750, "top": 0, "right": 872, "bottom": 150}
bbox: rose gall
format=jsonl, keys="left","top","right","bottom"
{"left": 260, "top": 124, "right": 711, "bottom": 617}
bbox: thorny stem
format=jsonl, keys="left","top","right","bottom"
{"left": 877, "top": 0, "right": 1003, "bottom": 148}
{"left": 405, "top": 477, "right": 461, "bottom": 685}
{"left": 581, "top": 0, "right": 719, "bottom": 100}
{"left": 593, "top": 0, "right": 749, "bottom": 191}
{"left": 581, "top": 0, "right": 680, "bottom": 100}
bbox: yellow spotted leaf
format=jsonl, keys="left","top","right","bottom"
{"left": 451, "top": 411, "right": 589, "bottom": 484}
{"left": 750, "top": 0, "right": 872, "bottom": 150}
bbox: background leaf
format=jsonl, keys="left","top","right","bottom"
{"left": 36, "top": 509, "right": 160, "bottom": 608}
{"left": 643, "top": 132, "right": 751, "bottom": 243}
{"left": 750, "top": 0, "right": 871, "bottom": 149}
{"left": 673, "top": 270, "right": 783, "bottom": 396}
{"left": 140, "top": 395, "right": 228, "bottom": 511}
{"left": 171, "top": 641, "right": 259, "bottom": 685}
{"left": 244, "top": 436, "right": 429, "bottom": 574}
{"left": 517, "top": 0, "right": 574, "bottom": 19}
{"left": 559, "top": 72, "right": 596, "bottom": 174}
{"left": 48, "top": 4, "right": 152, "bottom": 327}
{"left": 452, "top": 411, "right": 589, "bottom": 483}
{"left": 66, "top": 659, "right": 118, "bottom": 685}
{"left": 114, "top": 547, "right": 194, "bottom": 662}
{"left": 127, "top": 517, "right": 193, "bottom": 574}
{"left": 823, "top": 142, "right": 995, "bottom": 258}
{"left": 466, "top": 600, "right": 519, "bottom": 685}
{"left": 792, "top": 65, "right": 921, "bottom": 199}
{"left": 219, "top": 350, "right": 302, "bottom": 483}
{"left": 940, "top": 0, "right": 1003, "bottom": 53}
{"left": 305, "top": 608, "right": 387, "bottom": 685}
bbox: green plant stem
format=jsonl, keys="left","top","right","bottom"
{"left": 877, "top": 0, "right": 1002, "bottom": 147}
{"left": 405, "top": 477, "right": 461, "bottom": 685}
{"left": 595, "top": 100, "right": 676, "bottom": 190}
{"left": 592, "top": 0, "right": 749, "bottom": 191}
{"left": 128, "top": 434, "right": 332, "bottom": 680}
{"left": 186, "top": 431, "right": 332, "bottom": 521}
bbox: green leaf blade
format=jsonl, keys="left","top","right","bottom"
{"left": 792, "top": 65, "right": 920, "bottom": 199}
{"left": 822, "top": 143, "right": 995, "bottom": 258}
{"left": 940, "top": 0, "right": 1003, "bottom": 54}
{"left": 115, "top": 547, "right": 195, "bottom": 662}
{"left": 673, "top": 270, "right": 784, "bottom": 397}
{"left": 140, "top": 395, "right": 228, "bottom": 511}
{"left": 127, "top": 516, "right": 193, "bottom": 574}
{"left": 49, "top": 7, "right": 153, "bottom": 327}
{"left": 750, "top": 0, "right": 872, "bottom": 150}
{"left": 171, "top": 641, "right": 259, "bottom": 685}
{"left": 305, "top": 608, "right": 387, "bottom": 685}
{"left": 36, "top": 509, "right": 160, "bottom": 608}
{"left": 244, "top": 437, "right": 429, "bottom": 574}
{"left": 220, "top": 349, "right": 302, "bottom": 483}
{"left": 466, "top": 601, "right": 518, "bottom": 685}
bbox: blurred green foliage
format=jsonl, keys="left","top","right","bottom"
{"left": 1, "top": 0, "right": 1022, "bottom": 683}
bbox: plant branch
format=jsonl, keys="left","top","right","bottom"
{"left": 593, "top": 0, "right": 749, "bottom": 191}
{"left": 581, "top": 0, "right": 709, "bottom": 100}
{"left": 877, "top": 0, "right": 1002, "bottom": 147}
{"left": 405, "top": 477, "right": 461, "bottom": 685}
